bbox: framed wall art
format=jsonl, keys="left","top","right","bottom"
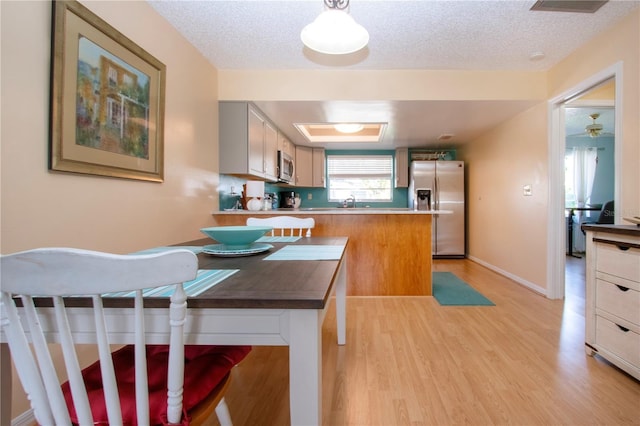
{"left": 49, "top": 0, "right": 166, "bottom": 182}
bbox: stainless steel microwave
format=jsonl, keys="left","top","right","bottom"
{"left": 278, "top": 150, "right": 294, "bottom": 183}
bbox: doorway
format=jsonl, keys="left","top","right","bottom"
{"left": 547, "top": 62, "right": 622, "bottom": 300}
{"left": 564, "top": 100, "right": 615, "bottom": 256}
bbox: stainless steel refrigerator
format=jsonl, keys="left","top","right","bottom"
{"left": 408, "top": 161, "right": 465, "bottom": 258}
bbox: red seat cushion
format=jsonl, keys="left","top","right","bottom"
{"left": 62, "top": 345, "right": 252, "bottom": 426}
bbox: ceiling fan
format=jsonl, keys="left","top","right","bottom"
{"left": 585, "top": 113, "right": 604, "bottom": 137}
{"left": 568, "top": 113, "right": 614, "bottom": 138}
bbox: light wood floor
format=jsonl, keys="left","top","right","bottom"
{"left": 213, "top": 258, "right": 639, "bottom": 425}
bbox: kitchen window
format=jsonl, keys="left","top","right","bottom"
{"left": 327, "top": 155, "right": 393, "bottom": 202}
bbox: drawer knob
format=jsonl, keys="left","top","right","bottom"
{"left": 616, "top": 324, "right": 630, "bottom": 333}
{"left": 616, "top": 245, "right": 630, "bottom": 251}
{"left": 615, "top": 285, "right": 630, "bottom": 292}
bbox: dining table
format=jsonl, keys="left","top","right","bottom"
{"left": 0, "top": 235, "right": 348, "bottom": 426}
{"left": 565, "top": 205, "right": 601, "bottom": 257}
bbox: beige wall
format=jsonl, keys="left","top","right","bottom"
{"left": 1, "top": 0, "right": 220, "bottom": 256}
{"left": 218, "top": 69, "right": 547, "bottom": 101}
{"left": 1, "top": 0, "right": 219, "bottom": 417}
{"left": 458, "top": 103, "right": 549, "bottom": 290}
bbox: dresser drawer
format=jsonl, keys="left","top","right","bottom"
{"left": 596, "top": 316, "right": 640, "bottom": 367}
{"left": 595, "top": 241, "right": 640, "bottom": 283}
{"left": 596, "top": 279, "right": 640, "bottom": 325}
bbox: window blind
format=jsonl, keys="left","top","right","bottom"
{"left": 327, "top": 155, "right": 393, "bottom": 202}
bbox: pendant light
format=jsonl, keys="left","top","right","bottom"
{"left": 301, "top": 0, "right": 369, "bottom": 55}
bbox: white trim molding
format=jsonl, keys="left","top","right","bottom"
{"left": 546, "top": 61, "right": 623, "bottom": 300}
{"left": 467, "top": 255, "right": 547, "bottom": 296}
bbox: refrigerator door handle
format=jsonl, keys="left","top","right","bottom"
{"left": 434, "top": 177, "right": 439, "bottom": 210}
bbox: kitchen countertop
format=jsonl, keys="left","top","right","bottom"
{"left": 215, "top": 208, "right": 451, "bottom": 215}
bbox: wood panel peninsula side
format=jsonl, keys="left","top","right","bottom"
{"left": 211, "top": 209, "right": 436, "bottom": 296}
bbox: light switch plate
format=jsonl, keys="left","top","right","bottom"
{"left": 523, "top": 184, "right": 532, "bottom": 196}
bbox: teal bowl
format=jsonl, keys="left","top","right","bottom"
{"left": 200, "top": 226, "right": 273, "bottom": 249}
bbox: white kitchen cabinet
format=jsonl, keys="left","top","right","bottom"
{"left": 294, "top": 146, "right": 325, "bottom": 187}
{"left": 263, "top": 120, "right": 278, "bottom": 180}
{"left": 278, "top": 132, "right": 295, "bottom": 159}
{"left": 220, "top": 102, "right": 278, "bottom": 181}
{"left": 395, "top": 148, "right": 408, "bottom": 188}
{"left": 312, "top": 148, "right": 326, "bottom": 188}
{"left": 583, "top": 225, "right": 640, "bottom": 380}
{"left": 295, "top": 145, "right": 313, "bottom": 187}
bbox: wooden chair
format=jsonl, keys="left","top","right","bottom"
{"left": 1, "top": 247, "right": 250, "bottom": 426}
{"left": 247, "top": 216, "right": 315, "bottom": 237}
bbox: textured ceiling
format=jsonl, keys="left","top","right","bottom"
{"left": 148, "top": 0, "right": 637, "bottom": 71}
{"left": 148, "top": 0, "right": 636, "bottom": 148}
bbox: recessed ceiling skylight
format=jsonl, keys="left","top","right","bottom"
{"left": 334, "top": 123, "right": 364, "bottom": 133}
{"left": 294, "top": 122, "right": 387, "bottom": 143}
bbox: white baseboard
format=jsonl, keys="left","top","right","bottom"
{"left": 12, "top": 409, "right": 34, "bottom": 426}
{"left": 466, "top": 255, "right": 548, "bottom": 297}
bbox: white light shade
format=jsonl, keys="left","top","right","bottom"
{"left": 301, "top": 9, "right": 369, "bottom": 55}
{"left": 334, "top": 123, "right": 364, "bottom": 133}
{"left": 246, "top": 198, "right": 263, "bottom": 211}
{"left": 245, "top": 180, "right": 265, "bottom": 198}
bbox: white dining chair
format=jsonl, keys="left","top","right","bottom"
{"left": 247, "top": 216, "right": 315, "bottom": 237}
{"left": 1, "top": 247, "right": 250, "bottom": 426}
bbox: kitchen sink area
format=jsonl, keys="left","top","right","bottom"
{"left": 298, "top": 207, "right": 412, "bottom": 212}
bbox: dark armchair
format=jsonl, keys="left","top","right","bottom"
{"left": 582, "top": 200, "right": 614, "bottom": 233}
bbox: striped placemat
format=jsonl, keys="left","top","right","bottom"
{"left": 263, "top": 245, "right": 345, "bottom": 261}
{"left": 102, "top": 269, "right": 238, "bottom": 298}
{"left": 256, "top": 236, "right": 302, "bottom": 243}
{"left": 132, "top": 246, "right": 204, "bottom": 255}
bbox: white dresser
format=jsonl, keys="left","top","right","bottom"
{"left": 582, "top": 224, "right": 640, "bottom": 380}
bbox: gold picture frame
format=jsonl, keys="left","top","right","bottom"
{"left": 50, "top": 0, "right": 166, "bottom": 182}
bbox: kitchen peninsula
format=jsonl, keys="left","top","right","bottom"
{"left": 212, "top": 209, "right": 444, "bottom": 296}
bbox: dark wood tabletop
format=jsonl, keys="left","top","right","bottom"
{"left": 32, "top": 237, "right": 348, "bottom": 310}
{"left": 180, "top": 236, "right": 348, "bottom": 309}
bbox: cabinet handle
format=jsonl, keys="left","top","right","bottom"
{"left": 615, "top": 324, "right": 630, "bottom": 333}
{"left": 592, "top": 238, "right": 640, "bottom": 250}
{"left": 615, "top": 285, "right": 630, "bottom": 292}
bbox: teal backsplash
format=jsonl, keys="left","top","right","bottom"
{"left": 218, "top": 148, "right": 456, "bottom": 210}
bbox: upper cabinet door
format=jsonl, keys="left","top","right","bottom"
{"left": 248, "top": 107, "right": 265, "bottom": 176}
{"left": 395, "top": 148, "right": 408, "bottom": 188}
{"left": 295, "top": 145, "right": 313, "bottom": 187}
{"left": 263, "top": 121, "right": 278, "bottom": 181}
{"left": 278, "top": 132, "right": 295, "bottom": 158}
{"left": 312, "top": 148, "right": 326, "bottom": 188}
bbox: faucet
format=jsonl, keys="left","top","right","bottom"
{"left": 343, "top": 195, "right": 356, "bottom": 208}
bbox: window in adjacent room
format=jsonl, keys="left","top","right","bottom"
{"left": 327, "top": 155, "right": 393, "bottom": 202}
{"left": 565, "top": 147, "right": 598, "bottom": 206}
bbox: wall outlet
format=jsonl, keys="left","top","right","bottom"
{"left": 307, "top": 193, "right": 312, "bottom": 200}
{"left": 523, "top": 184, "right": 532, "bottom": 196}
